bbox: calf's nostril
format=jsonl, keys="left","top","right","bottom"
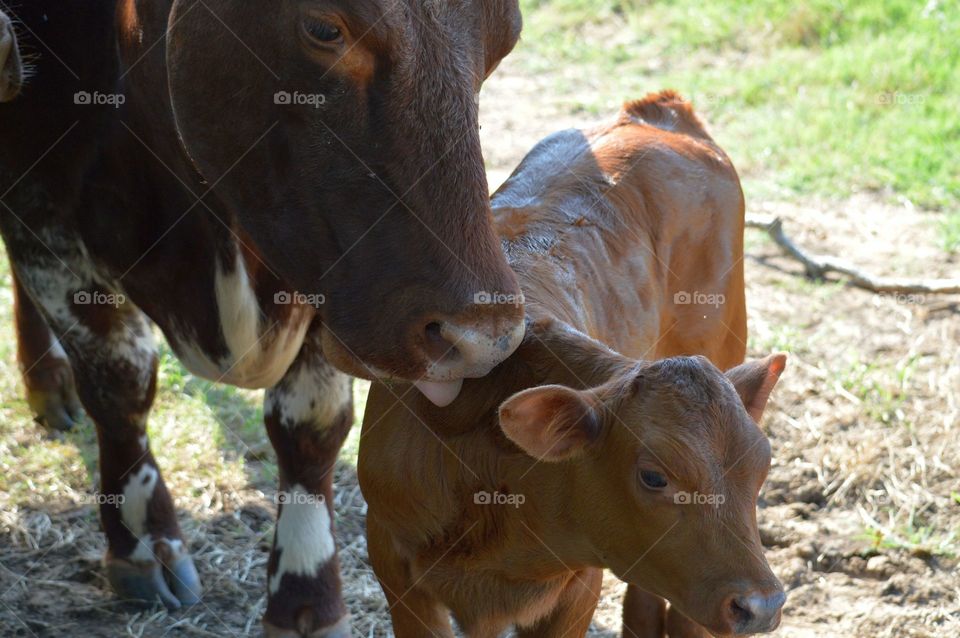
{"left": 727, "top": 590, "right": 786, "bottom": 633}
{"left": 729, "top": 596, "right": 755, "bottom": 627}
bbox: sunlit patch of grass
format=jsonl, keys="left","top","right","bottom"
{"left": 939, "top": 212, "right": 960, "bottom": 254}
{"left": 864, "top": 523, "right": 959, "bottom": 559}
{"left": 748, "top": 323, "right": 808, "bottom": 354}
{"left": 517, "top": 0, "right": 960, "bottom": 210}
{"left": 338, "top": 380, "right": 371, "bottom": 468}
{"left": 835, "top": 354, "right": 919, "bottom": 426}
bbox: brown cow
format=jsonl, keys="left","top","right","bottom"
{"left": 0, "top": 1, "right": 524, "bottom": 636}
{"left": 359, "top": 91, "right": 787, "bottom": 637}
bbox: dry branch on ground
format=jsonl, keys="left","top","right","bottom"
{"left": 745, "top": 215, "right": 960, "bottom": 295}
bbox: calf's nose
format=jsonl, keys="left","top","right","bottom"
{"left": 724, "top": 589, "right": 786, "bottom": 635}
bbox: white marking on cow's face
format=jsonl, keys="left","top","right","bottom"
{"left": 269, "top": 484, "right": 335, "bottom": 594}
{"left": 121, "top": 463, "right": 158, "bottom": 538}
{"left": 265, "top": 364, "right": 351, "bottom": 429}
{"left": 171, "top": 251, "right": 311, "bottom": 389}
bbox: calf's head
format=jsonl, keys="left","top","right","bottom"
{"left": 0, "top": 9, "right": 23, "bottom": 102}
{"left": 499, "top": 354, "right": 788, "bottom": 636}
{"left": 165, "top": 0, "right": 525, "bottom": 399}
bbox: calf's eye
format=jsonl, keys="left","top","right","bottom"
{"left": 640, "top": 469, "right": 668, "bottom": 490}
{"left": 306, "top": 21, "right": 342, "bottom": 43}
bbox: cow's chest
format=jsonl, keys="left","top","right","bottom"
{"left": 163, "top": 251, "right": 314, "bottom": 390}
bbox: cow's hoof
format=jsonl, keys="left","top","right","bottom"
{"left": 104, "top": 545, "right": 202, "bottom": 610}
{"left": 26, "top": 366, "right": 84, "bottom": 432}
{"left": 263, "top": 614, "right": 351, "bottom": 638}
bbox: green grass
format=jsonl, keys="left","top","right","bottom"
{"left": 940, "top": 212, "right": 960, "bottom": 253}
{"left": 834, "top": 353, "right": 919, "bottom": 426}
{"left": 517, "top": 0, "right": 960, "bottom": 214}
{"left": 864, "top": 522, "right": 959, "bottom": 559}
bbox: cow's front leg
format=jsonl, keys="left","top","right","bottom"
{"left": 263, "top": 329, "right": 353, "bottom": 638}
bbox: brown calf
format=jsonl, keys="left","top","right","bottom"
{"left": 359, "top": 91, "right": 787, "bottom": 637}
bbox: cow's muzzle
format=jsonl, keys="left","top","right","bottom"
{"left": 413, "top": 315, "right": 525, "bottom": 406}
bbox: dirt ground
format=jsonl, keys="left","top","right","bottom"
{"left": 1, "top": 49, "right": 959, "bottom": 638}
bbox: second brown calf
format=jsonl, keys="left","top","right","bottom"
{"left": 359, "top": 91, "right": 787, "bottom": 637}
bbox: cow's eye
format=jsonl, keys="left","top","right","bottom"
{"left": 306, "top": 20, "right": 342, "bottom": 43}
{"left": 640, "top": 470, "right": 668, "bottom": 490}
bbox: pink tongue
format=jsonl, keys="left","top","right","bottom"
{"left": 414, "top": 379, "right": 464, "bottom": 407}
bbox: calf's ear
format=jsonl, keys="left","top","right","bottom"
{"left": 725, "top": 353, "right": 787, "bottom": 423}
{"left": 498, "top": 385, "right": 601, "bottom": 461}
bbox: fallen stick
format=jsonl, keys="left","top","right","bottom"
{"left": 744, "top": 215, "right": 960, "bottom": 294}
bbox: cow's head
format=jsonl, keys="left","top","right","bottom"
{"left": 499, "top": 353, "right": 788, "bottom": 636}
{"left": 165, "top": 0, "right": 524, "bottom": 402}
{"left": 0, "top": 8, "right": 24, "bottom": 102}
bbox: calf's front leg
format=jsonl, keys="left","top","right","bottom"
{"left": 515, "top": 569, "right": 601, "bottom": 638}
{"left": 262, "top": 328, "right": 353, "bottom": 638}
{"left": 366, "top": 514, "right": 455, "bottom": 638}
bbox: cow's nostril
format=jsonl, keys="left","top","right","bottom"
{"left": 422, "top": 321, "right": 461, "bottom": 363}
{"left": 414, "top": 315, "right": 524, "bottom": 383}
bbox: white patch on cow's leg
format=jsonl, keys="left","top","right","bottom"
{"left": 264, "top": 362, "right": 352, "bottom": 429}
{"left": 269, "top": 484, "right": 336, "bottom": 595}
{"left": 121, "top": 463, "right": 158, "bottom": 538}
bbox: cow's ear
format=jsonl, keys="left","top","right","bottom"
{"left": 726, "top": 354, "right": 787, "bottom": 423}
{"left": 498, "top": 385, "right": 601, "bottom": 461}
{"left": 480, "top": 1, "right": 523, "bottom": 79}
